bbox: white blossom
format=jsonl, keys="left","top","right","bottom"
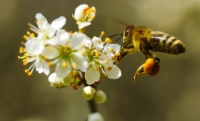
{"left": 73, "top": 4, "right": 96, "bottom": 29}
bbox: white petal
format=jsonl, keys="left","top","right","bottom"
{"left": 103, "top": 44, "right": 121, "bottom": 57}
{"left": 25, "top": 38, "right": 44, "bottom": 55}
{"left": 71, "top": 52, "right": 88, "bottom": 72}
{"left": 56, "top": 30, "right": 70, "bottom": 45}
{"left": 42, "top": 46, "right": 59, "bottom": 59}
{"left": 35, "top": 13, "right": 48, "bottom": 30}
{"left": 55, "top": 60, "right": 71, "bottom": 78}
{"left": 105, "top": 65, "right": 121, "bottom": 79}
{"left": 74, "top": 4, "right": 88, "bottom": 20}
{"left": 35, "top": 13, "right": 47, "bottom": 21}
{"left": 71, "top": 32, "right": 91, "bottom": 49}
{"left": 51, "top": 16, "right": 66, "bottom": 30}
{"left": 85, "top": 66, "right": 100, "bottom": 85}
{"left": 48, "top": 73, "right": 63, "bottom": 84}
{"left": 35, "top": 59, "right": 50, "bottom": 75}
{"left": 78, "top": 22, "right": 91, "bottom": 29}
{"left": 92, "top": 36, "right": 103, "bottom": 50}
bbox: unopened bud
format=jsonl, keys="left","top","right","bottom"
{"left": 94, "top": 90, "right": 107, "bottom": 103}
{"left": 48, "top": 73, "right": 64, "bottom": 88}
{"left": 88, "top": 112, "right": 104, "bottom": 121}
{"left": 82, "top": 86, "right": 96, "bottom": 100}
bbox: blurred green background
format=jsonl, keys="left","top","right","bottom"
{"left": 1, "top": 0, "right": 200, "bottom": 121}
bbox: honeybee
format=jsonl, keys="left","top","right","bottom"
{"left": 113, "top": 25, "right": 186, "bottom": 79}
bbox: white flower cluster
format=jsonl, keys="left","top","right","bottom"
{"left": 19, "top": 4, "right": 121, "bottom": 88}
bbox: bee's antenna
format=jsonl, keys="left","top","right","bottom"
{"left": 109, "top": 33, "right": 123, "bottom": 41}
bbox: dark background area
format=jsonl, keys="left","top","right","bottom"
{"left": 1, "top": 0, "right": 200, "bottom": 121}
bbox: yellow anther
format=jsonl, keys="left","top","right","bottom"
{"left": 105, "top": 37, "right": 112, "bottom": 43}
{"left": 104, "top": 60, "right": 109, "bottom": 64}
{"left": 23, "top": 62, "right": 28, "bottom": 66}
{"left": 81, "top": 51, "right": 86, "bottom": 56}
{"left": 68, "top": 31, "right": 73, "bottom": 35}
{"left": 107, "top": 66, "right": 112, "bottom": 71}
{"left": 28, "top": 72, "right": 32, "bottom": 76}
{"left": 43, "top": 56, "right": 49, "bottom": 60}
{"left": 94, "top": 66, "right": 99, "bottom": 71}
{"left": 62, "top": 61, "right": 67, "bottom": 68}
{"left": 27, "top": 31, "right": 31, "bottom": 35}
{"left": 101, "top": 31, "right": 105, "bottom": 37}
{"left": 71, "top": 63, "right": 76, "bottom": 69}
{"left": 95, "top": 52, "right": 101, "bottom": 57}
{"left": 48, "top": 61, "right": 53, "bottom": 66}
{"left": 28, "top": 23, "right": 31, "bottom": 26}
{"left": 30, "top": 33, "right": 35, "bottom": 38}
{"left": 23, "top": 35, "right": 28, "bottom": 40}
{"left": 97, "top": 39, "right": 102, "bottom": 44}
{"left": 19, "top": 47, "right": 24, "bottom": 53}
{"left": 25, "top": 69, "right": 29, "bottom": 73}
{"left": 104, "top": 74, "right": 108, "bottom": 78}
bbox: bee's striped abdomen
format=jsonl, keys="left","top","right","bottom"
{"left": 148, "top": 31, "right": 186, "bottom": 54}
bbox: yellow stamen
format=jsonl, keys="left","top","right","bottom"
{"left": 23, "top": 35, "right": 28, "bottom": 40}
{"left": 62, "top": 61, "right": 67, "bottom": 68}
{"left": 104, "top": 60, "right": 109, "bottom": 64}
{"left": 48, "top": 61, "right": 53, "bottom": 66}
{"left": 104, "top": 74, "right": 108, "bottom": 78}
{"left": 28, "top": 72, "right": 32, "bottom": 76}
{"left": 105, "top": 37, "right": 112, "bottom": 43}
{"left": 81, "top": 51, "right": 86, "bottom": 56}
{"left": 107, "top": 66, "right": 112, "bottom": 71}
{"left": 101, "top": 31, "right": 105, "bottom": 36}
{"left": 94, "top": 66, "right": 99, "bottom": 71}
{"left": 97, "top": 39, "right": 102, "bottom": 44}
{"left": 71, "top": 63, "right": 76, "bottom": 69}
{"left": 95, "top": 52, "right": 101, "bottom": 57}
{"left": 25, "top": 69, "right": 29, "bottom": 73}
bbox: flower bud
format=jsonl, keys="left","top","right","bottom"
{"left": 82, "top": 86, "right": 96, "bottom": 100}
{"left": 88, "top": 112, "right": 104, "bottom": 121}
{"left": 48, "top": 73, "right": 64, "bottom": 88}
{"left": 94, "top": 90, "right": 107, "bottom": 103}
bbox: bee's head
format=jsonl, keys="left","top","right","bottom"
{"left": 123, "top": 25, "right": 134, "bottom": 44}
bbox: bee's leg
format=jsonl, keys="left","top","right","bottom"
{"left": 114, "top": 47, "right": 128, "bottom": 64}
{"left": 133, "top": 57, "right": 160, "bottom": 80}
{"left": 139, "top": 43, "right": 154, "bottom": 59}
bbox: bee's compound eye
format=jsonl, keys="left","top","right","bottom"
{"left": 125, "top": 29, "right": 130, "bottom": 37}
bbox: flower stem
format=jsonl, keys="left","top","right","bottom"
{"left": 87, "top": 98, "right": 98, "bottom": 113}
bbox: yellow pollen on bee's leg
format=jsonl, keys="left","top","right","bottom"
{"left": 62, "top": 61, "right": 67, "bottom": 68}
{"left": 105, "top": 37, "right": 112, "bottom": 43}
